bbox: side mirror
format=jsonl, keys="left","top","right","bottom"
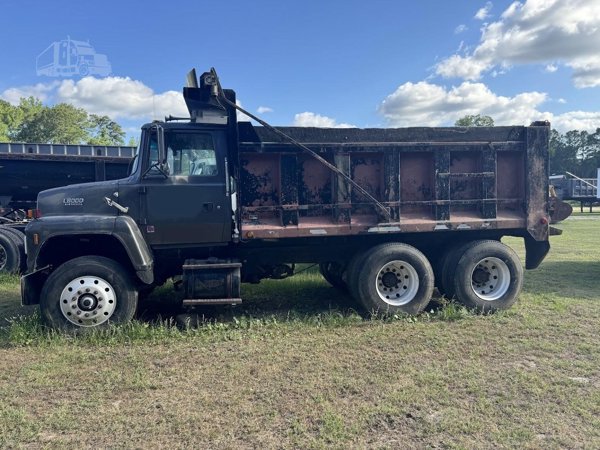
{"left": 156, "top": 124, "right": 166, "bottom": 165}
{"left": 153, "top": 124, "right": 169, "bottom": 174}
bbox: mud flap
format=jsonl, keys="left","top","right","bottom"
{"left": 524, "top": 237, "right": 550, "bottom": 270}
{"left": 20, "top": 265, "right": 50, "bottom": 305}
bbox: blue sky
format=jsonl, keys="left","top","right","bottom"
{"left": 1, "top": 0, "right": 599, "bottom": 138}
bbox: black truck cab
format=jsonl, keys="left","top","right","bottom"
{"left": 119, "top": 123, "right": 234, "bottom": 247}
{"left": 21, "top": 71, "right": 243, "bottom": 324}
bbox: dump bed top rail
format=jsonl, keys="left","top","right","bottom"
{"left": 238, "top": 123, "right": 531, "bottom": 144}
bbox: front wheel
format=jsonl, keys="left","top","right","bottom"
{"left": 452, "top": 240, "right": 523, "bottom": 312}
{"left": 40, "top": 256, "right": 138, "bottom": 330}
{"left": 354, "top": 243, "right": 434, "bottom": 315}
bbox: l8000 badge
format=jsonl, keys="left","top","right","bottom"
{"left": 63, "top": 198, "right": 84, "bottom": 206}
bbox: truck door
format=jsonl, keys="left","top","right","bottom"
{"left": 140, "top": 130, "right": 231, "bottom": 247}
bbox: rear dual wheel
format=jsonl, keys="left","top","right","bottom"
{"left": 350, "top": 243, "right": 434, "bottom": 315}
{"left": 450, "top": 240, "right": 523, "bottom": 312}
{"left": 348, "top": 240, "right": 522, "bottom": 315}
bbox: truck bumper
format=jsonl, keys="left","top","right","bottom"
{"left": 20, "top": 265, "right": 49, "bottom": 305}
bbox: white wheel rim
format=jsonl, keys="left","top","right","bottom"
{"left": 0, "top": 244, "right": 7, "bottom": 271}
{"left": 375, "top": 260, "right": 419, "bottom": 306}
{"left": 470, "top": 257, "right": 510, "bottom": 301}
{"left": 59, "top": 276, "right": 117, "bottom": 327}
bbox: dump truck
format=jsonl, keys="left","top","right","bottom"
{"left": 0, "top": 142, "right": 135, "bottom": 273}
{"left": 20, "top": 68, "right": 568, "bottom": 329}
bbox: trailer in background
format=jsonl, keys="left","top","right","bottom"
{"left": 550, "top": 172, "right": 598, "bottom": 213}
{"left": 0, "top": 142, "right": 135, "bottom": 273}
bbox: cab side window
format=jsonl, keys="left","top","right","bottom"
{"left": 165, "top": 133, "right": 217, "bottom": 177}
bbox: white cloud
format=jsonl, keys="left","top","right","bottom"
{"left": 550, "top": 111, "right": 600, "bottom": 132}
{"left": 557, "top": 98, "right": 567, "bottom": 104}
{"left": 1, "top": 77, "right": 189, "bottom": 121}
{"left": 293, "top": 112, "right": 354, "bottom": 128}
{"left": 257, "top": 106, "right": 273, "bottom": 114}
{"left": 436, "top": 0, "right": 600, "bottom": 88}
{"left": 56, "top": 77, "right": 188, "bottom": 120}
{"left": 1, "top": 81, "right": 59, "bottom": 104}
{"left": 436, "top": 54, "right": 490, "bottom": 80}
{"left": 475, "top": 2, "right": 493, "bottom": 20}
{"left": 235, "top": 100, "right": 252, "bottom": 122}
{"left": 455, "top": 24, "right": 468, "bottom": 34}
{"left": 378, "top": 80, "right": 600, "bottom": 132}
{"left": 545, "top": 64, "right": 558, "bottom": 73}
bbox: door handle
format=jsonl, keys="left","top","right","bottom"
{"left": 202, "top": 202, "right": 214, "bottom": 212}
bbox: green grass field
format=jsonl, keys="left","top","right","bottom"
{"left": 1, "top": 218, "right": 599, "bottom": 448}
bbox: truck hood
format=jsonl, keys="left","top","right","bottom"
{"left": 37, "top": 179, "right": 121, "bottom": 217}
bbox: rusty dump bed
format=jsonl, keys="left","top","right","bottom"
{"left": 236, "top": 123, "right": 549, "bottom": 241}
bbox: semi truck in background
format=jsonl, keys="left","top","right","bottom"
{"left": 36, "top": 36, "right": 112, "bottom": 77}
{"left": 17, "top": 68, "right": 570, "bottom": 330}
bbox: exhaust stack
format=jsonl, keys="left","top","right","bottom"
{"left": 183, "top": 68, "right": 235, "bottom": 125}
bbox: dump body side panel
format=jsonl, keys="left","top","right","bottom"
{"left": 236, "top": 124, "right": 548, "bottom": 242}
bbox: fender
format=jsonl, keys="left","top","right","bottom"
{"left": 25, "top": 215, "right": 154, "bottom": 284}
{"left": 113, "top": 216, "right": 154, "bottom": 284}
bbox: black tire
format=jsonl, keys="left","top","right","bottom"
{"left": 354, "top": 243, "right": 434, "bottom": 315}
{"left": 0, "top": 231, "right": 20, "bottom": 274}
{"left": 345, "top": 250, "right": 370, "bottom": 299}
{"left": 439, "top": 241, "right": 475, "bottom": 299}
{"left": 451, "top": 240, "right": 523, "bottom": 312}
{"left": 319, "top": 262, "right": 347, "bottom": 291}
{"left": 40, "top": 256, "right": 138, "bottom": 330}
{"left": 0, "top": 226, "right": 26, "bottom": 272}
{"left": 432, "top": 244, "right": 458, "bottom": 296}
{"left": 1, "top": 226, "right": 25, "bottom": 241}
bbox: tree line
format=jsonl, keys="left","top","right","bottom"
{"left": 456, "top": 114, "right": 600, "bottom": 178}
{"left": 0, "top": 97, "right": 133, "bottom": 146}
{"left": 2, "top": 101, "right": 599, "bottom": 176}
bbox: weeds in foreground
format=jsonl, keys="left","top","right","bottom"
{"left": 0, "top": 299, "right": 480, "bottom": 348}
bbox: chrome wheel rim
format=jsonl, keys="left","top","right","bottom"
{"left": 375, "top": 260, "right": 419, "bottom": 306}
{"left": 470, "top": 257, "right": 510, "bottom": 301}
{"left": 60, "top": 276, "right": 117, "bottom": 327}
{"left": 0, "top": 244, "right": 7, "bottom": 271}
